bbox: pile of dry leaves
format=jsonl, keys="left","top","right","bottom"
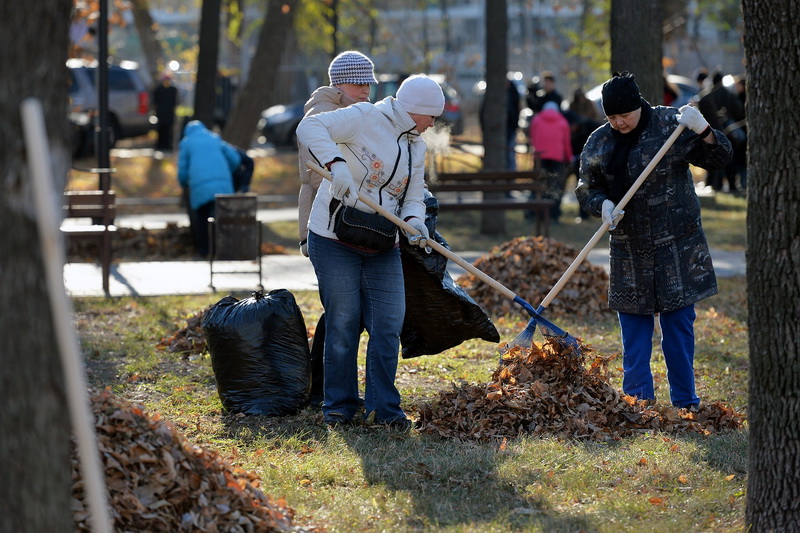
{"left": 459, "top": 236, "right": 611, "bottom": 320}
{"left": 415, "top": 340, "right": 743, "bottom": 442}
{"left": 68, "top": 225, "right": 287, "bottom": 262}
{"left": 156, "top": 309, "right": 209, "bottom": 356}
{"left": 72, "top": 388, "right": 315, "bottom": 532}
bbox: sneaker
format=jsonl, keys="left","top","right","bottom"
{"left": 323, "top": 412, "right": 351, "bottom": 427}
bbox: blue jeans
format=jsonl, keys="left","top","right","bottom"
{"left": 618, "top": 305, "right": 700, "bottom": 408}
{"left": 308, "top": 231, "right": 406, "bottom": 423}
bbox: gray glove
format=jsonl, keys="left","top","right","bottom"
{"left": 602, "top": 199, "right": 624, "bottom": 229}
{"left": 677, "top": 104, "right": 710, "bottom": 135}
{"left": 300, "top": 239, "right": 309, "bottom": 257}
{"left": 329, "top": 161, "right": 358, "bottom": 203}
{"left": 404, "top": 217, "right": 431, "bottom": 252}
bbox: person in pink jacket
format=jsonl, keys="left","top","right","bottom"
{"left": 529, "top": 101, "right": 574, "bottom": 222}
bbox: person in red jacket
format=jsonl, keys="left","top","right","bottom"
{"left": 529, "top": 101, "right": 573, "bottom": 222}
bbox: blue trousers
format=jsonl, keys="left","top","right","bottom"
{"left": 308, "top": 231, "right": 406, "bottom": 423}
{"left": 618, "top": 305, "right": 700, "bottom": 408}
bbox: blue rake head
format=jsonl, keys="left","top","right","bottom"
{"left": 501, "top": 297, "right": 582, "bottom": 357}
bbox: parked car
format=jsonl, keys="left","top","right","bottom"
{"left": 68, "top": 58, "right": 154, "bottom": 152}
{"left": 257, "top": 101, "right": 305, "bottom": 147}
{"left": 257, "top": 73, "right": 464, "bottom": 147}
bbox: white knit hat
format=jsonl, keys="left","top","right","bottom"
{"left": 328, "top": 51, "right": 378, "bottom": 86}
{"left": 396, "top": 74, "right": 445, "bottom": 116}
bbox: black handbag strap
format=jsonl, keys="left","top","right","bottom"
{"left": 328, "top": 137, "right": 413, "bottom": 221}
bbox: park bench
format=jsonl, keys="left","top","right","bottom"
{"left": 427, "top": 169, "right": 555, "bottom": 237}
{"left": 61, "top": 189, "right": 117, "bottom": 295}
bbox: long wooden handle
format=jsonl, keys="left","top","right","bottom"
{"left": 22, "top": 99, "right": 114, "bottom": 533}
{"left": 305, "top": 161, "right": 517, "bottom": 301}
{"left": 538, "top": 124, "right": 686, "bottom": 310}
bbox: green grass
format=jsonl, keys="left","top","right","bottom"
{"left": 73, "top": 271, "right": 749, "bottom": 531}
{"left": 72, "top": 144, "right": 750, "bottom": 531}
{"left": 696, "top": 192, "right": 748, "bottom": 251}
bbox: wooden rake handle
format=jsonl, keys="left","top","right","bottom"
{"left": 538, "top": 124, "right": 686, "bottom": 311}
{"left": 304, "top": 160, "right": 518, "bottom": 302}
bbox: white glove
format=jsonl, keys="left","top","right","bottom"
{"left": 329, "top": 161, "right": 358, "bottom": 203}
{"left": 300, "top": 240, "right": 309, "bottom": 257}
{"left": 602, "top": 199, "right": 624, "bottom": 229}
{"left": 404, "top": 217, "right": 431, "bottom": 252}
{"left": 677, "top": 105, "right": 710, "bottom": 135}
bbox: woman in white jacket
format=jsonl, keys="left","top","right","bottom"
{"left": 296, "top": 74, "right": 444, "bottom": 429}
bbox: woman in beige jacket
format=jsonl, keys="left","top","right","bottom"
{"left": 297, "top": 51, "right": 378, "bottom": 256}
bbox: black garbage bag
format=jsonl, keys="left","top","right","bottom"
{"left": 202, "top": 289, "right": 311, "bottom": 415}
{"left": 400, "top": 193, "right": 500, "bottom": 358}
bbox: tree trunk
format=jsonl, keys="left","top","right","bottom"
{"left": 0, "top": 1, "right": 75, "bottom": 531}
{"left": 195, "top": 0, "right": 223, "bottom": 128}
{"left": 742, "top": 0, "right": 800, "bottom": 529}
{"left": 481, "top": 0, "right": 507, "bottom": 235}
{"left": 222, "top": 0, "right": 298, "bottom": 149}
{"left": 610, "top": 0, "right": 663, "bottom": 104}
{"left": 130, "top": 0, "right": 164, "bottom": 85}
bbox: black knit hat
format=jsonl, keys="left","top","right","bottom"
{"left": 601, "top": 71, "right": 642, "bottom": 116}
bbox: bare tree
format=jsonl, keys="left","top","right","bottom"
{"left": 481, "top": 0, "right": 508, "bottom": 235}
{"left": 741, "top": 0, "right": 800, "bottom": 529}
{"left": 222, "top": 0, "right": 299, "bottom": 149}
{"left": 0, "top": 0, "right": 75, "bottom": 530}
{"left": 195, "top": 0, "right": 223, "bottom": 127}
{"left": 610, "top": 0, "right": 663, "bottom": 103}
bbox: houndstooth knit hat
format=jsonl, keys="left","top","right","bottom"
{"left": 328, "top": 51, "right": 378, "bottom": 86}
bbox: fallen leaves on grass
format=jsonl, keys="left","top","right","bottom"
{"left": 415, "top": 340, "right": 743, "bottom": 442}
{"left": 156, "top": 306, "right": 316, "bottom": 359}
{"left": 68, "top": 225, "right": 287, "bottom": 261}
{"left": 67, "top": 225, "right": 195, "bottom": 261}
{"left": 72, "top": 388, "right": 316, "bottom": 532}
{"left": 459, "top": 236, "right": 611, "bottom": 320}
{"left": 156, "top": 309, "right": 209, "bottom": 356}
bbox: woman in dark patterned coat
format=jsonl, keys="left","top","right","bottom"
{"left": 576, "top": 72, "right": 732, "bottom": 409}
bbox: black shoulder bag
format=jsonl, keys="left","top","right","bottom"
{"left": 332, "top": 199, "right": 399, "bottom": 251}
{"left": 330, "top": 141, "right": 411, "bottom": 251}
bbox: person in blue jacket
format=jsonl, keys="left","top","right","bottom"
{"left": 178, "top": 120, "right": 241, "bottom": 257}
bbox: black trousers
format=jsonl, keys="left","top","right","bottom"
{"left": 193, "top": 201, "right": 215, "bottom": 258}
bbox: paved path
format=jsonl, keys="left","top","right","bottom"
{"left": 63, "top": 206, "right": 746, "bottom": 298}
{"left": 64, "top": 248, "right": 746, "bottom": 298}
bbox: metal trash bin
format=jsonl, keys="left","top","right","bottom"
{"left": 208, "top": 193, "right": 263, "bottom": 291}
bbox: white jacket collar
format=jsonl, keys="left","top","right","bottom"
{"left": 374, "top": 96, "right": 418, "bottom": 134}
